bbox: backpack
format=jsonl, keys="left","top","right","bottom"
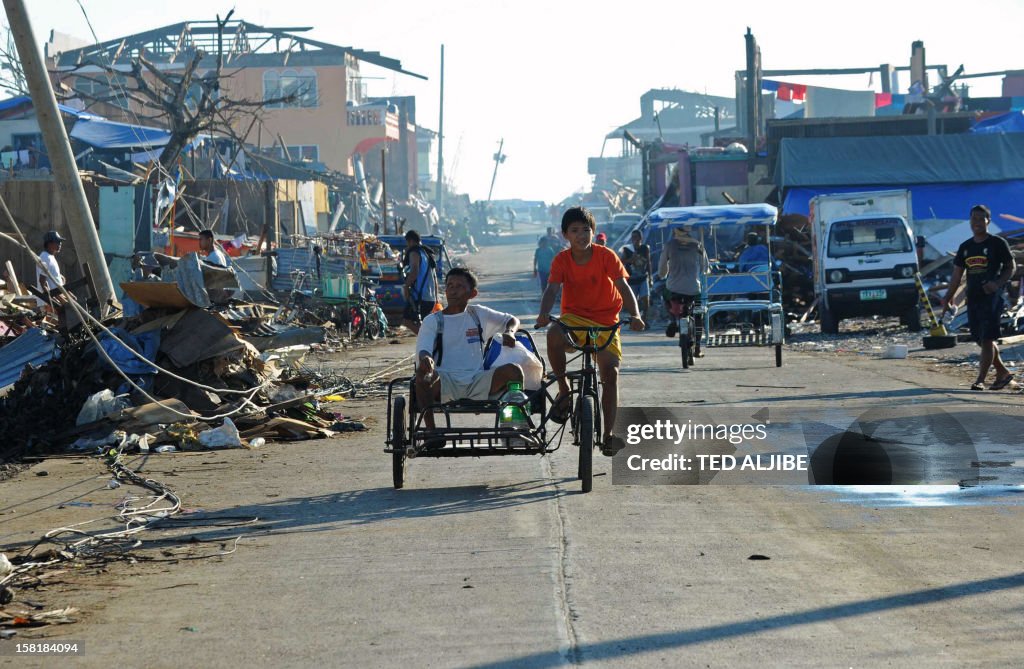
{"left": 431, "top": 305, "right": 483, "bottom": 367}
{"left": 404, "top": 245, "right": 437, "bottom": 302}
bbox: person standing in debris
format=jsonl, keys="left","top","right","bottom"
{"left": 414, "top": 267, "right": 523, "bottom": 434}
{"left": 537, "top": 206, "right": 645, "bottom": 457}
{"left": 534, "top": 235, "right": 558, "bottom": 293}
{"left": 658, "top": 225, "right": 709, "bottom": 340}
{"left": 198, "top": 229, "right": 229, "bottom": 268}
{"left": 402, "top": 229, "right": 439, "bottom": 334}
{"left": 620, "top": 229, "right": 652, "bottom": 326}
{"left": 36, "top": 230, "right": 66, "bottom": 308}
{"left": 940, "top": 204, "right": 1017, "bottom": 391}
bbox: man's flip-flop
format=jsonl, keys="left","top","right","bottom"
{"left": 990, "top": 374, "right": 1015, "bottom": 391}
{"left": 547, "top": 394, "right": 572, "bottom": 424}
{"left": 970, "top": 382, "right": 985, "bottom": 391}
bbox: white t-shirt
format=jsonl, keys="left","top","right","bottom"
{"left": 36, "top": 250, "right": 65, "bottom": 291}
{"left": 205, "top": 245, "right": 229, "bottom": 267}
{"left": 415, "top": 305, "right": 511, "bottom": 384}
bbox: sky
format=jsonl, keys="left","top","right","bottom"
{"left": 14, "top": 0, "right": 1024, "bottom": 203}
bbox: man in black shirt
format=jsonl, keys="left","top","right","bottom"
{"left": 940, "top": 205, "right": 1017, "bottom": 390}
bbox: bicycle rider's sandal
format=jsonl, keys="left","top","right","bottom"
{"left": 547, "top": 394, "right": 572, "bottom": 424}
{"left": 601, "top": 435, "right": 626, "bottom": 457}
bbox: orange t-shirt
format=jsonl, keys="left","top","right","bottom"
{"left": 549, "top": 244, "right": 628, "bottom": 325}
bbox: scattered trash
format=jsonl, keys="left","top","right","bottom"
{"left": 35, "top": 470, "right": 48, "bottom": 477}
{"left": 748, "top": 554, "right": 771, "bottom": 560}
{"left": 882, "top": 344, "right": 909, "bottom": 359}
{"left": 249, "top": 437, "right": 265, "bottom": 449}
{"left": 107, "top": 478, "right": 121, "bottom": 489}
{"left": 154, "top": 445, "right": 177, "bottom": 454}
{"left": 0, "top": 553, "right": 12, "bottom": 578}
{"left": 197, "top": 417, "right": 244, "bottom": 449}
{"left": 76, "top": 390, "right": 130, "bottom": 426}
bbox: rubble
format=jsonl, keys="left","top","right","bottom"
{"left": 0, "top": 246, "right": 394, "bottom": 465}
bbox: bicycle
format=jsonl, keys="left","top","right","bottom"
{"left": 667, "top": 293, "right": 702, "bottom": 369}
{"left": 539, "top": 316, "right": 628, "bottom": 493}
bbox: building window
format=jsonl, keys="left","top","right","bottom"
{"left": 263, "top": 69, "right": 318, "bottom": 108}
{"left": 276, "top": 145, "right": 319, "bottom": 162}
{"left": 73, "top": 74, "right": 130, "bottom": 109}
{"left": 11, "top": 133, "right": 43, "bottom": 151}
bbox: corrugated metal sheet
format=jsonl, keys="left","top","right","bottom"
{"left": 0, "top": 328, "right": 60, "bottom": 394}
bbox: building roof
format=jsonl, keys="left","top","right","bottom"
{"left": 53, "top": 20, "right": 427, "bottom": 80}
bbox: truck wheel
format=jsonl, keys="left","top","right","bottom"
{"left": 819, "top": 303, "right": 840, "bottom": 335}
{"left": 905, "top": 305, "right": 922, "bottom": 332}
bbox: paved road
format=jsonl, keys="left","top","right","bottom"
{"left": 3, "top": 226, "right": 1023, "bottom": 668}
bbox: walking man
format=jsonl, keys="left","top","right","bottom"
{"left": 940, "top": 205, "right": 1017, "bottom": 390}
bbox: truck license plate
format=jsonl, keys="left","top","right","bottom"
{"left": 859, "top": 289, "right": 887, "bottom": 301}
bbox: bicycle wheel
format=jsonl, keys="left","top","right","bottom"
{"left": 364, "top": 307, "right": 382, "bottom": 339}
{"left": 579, "top": 395, "right": 594, "bottom": 493}
{"left": 392, "top": 396, "right": 407, "bottom": 489}
{"left": 680, "top": 333, "right": 691, "bottom": 369}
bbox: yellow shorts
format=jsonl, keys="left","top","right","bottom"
{"left": 559, "top": 313, "right": 622, "bottom": 360}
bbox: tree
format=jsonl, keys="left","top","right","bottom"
{"left": 64, "top": 11, "right": 298, "bottom": 173}
{"left": 0, "top": 22, "right": 28, "bottom": 96}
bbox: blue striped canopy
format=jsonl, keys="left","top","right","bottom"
{"left": 648, "top": 203, "right": 777, "bottom": 228}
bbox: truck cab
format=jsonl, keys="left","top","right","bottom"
{"left": 810, "top": 191, "right": 921, "bottom": 334}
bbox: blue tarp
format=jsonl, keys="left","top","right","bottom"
{"left": 970, "top": 111, "right": 1024, "bottom": 134}
{"left": 69, "top": 117, "right": 174, "bottom": 150}
{"left": 782, "top": 182, "right": 1024, "bottom": 235}
{"left": 0, "top": 95, "right": 95, "bottom": 119}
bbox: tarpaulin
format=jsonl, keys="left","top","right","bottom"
{"left": 777, "top": 134, "right": 1024, "bottom": 188}
{"left": 70, "top": 117, "right": 173, "bottom": 150}
{"left": 970, "top": 111, "right": 1024, "bottom": 135}
{"left": 782, "top": 182, "right": 1024, "bottom": 234}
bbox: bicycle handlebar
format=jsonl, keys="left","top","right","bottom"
{"left": 534, "top": 316, "right": 629, "bottom": 353}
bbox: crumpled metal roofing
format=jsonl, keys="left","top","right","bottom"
{"left": 0, "top": 328, "right": 61, "bottom": 394}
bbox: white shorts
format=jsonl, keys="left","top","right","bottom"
{"left": 438, "top": 368, "right": 498, "bottom": 403}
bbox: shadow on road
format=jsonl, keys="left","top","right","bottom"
{"left": 465, "top": 572, "right": 1024, "bottom": 668}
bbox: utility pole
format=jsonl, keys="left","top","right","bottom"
{"left": 381, "top": 148, "right": 389, "bottom": 234}
{"left": 3, "top": 0, "right": 117, "bottom": 314}
{"left": 486, "top": 138, "right": 506, "bottom": 203}
{"left": 435, "top": 44, "right": 444, "bottom": 217}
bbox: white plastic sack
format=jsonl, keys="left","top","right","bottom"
{"left": 198, "top": 417, "right": 243, "bottom": 449}
{"left": 491, "top": 341, "right": 544, "bottom": 391}
{"left": 76, "top": 390, "right": 130, "bottom": 426}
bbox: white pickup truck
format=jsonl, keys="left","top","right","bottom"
{"left": 809, "top": 190, "right": 921, "bottom": 334}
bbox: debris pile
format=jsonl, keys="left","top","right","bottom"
{"left": 0, "top": 250, "right": 376, "bottom": 464}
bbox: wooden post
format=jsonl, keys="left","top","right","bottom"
{"left": 3, "top": 0, "right": 118, "bottom": 314}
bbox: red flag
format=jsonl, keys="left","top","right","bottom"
{"left": 790, "top": 84, "right": 807, "bottom": 102}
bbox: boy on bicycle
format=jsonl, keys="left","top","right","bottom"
{"left": 536, "top": 206, "right": 645, "bottom": 456}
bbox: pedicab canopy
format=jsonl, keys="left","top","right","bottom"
{"left": 647, "top": 203, "right": 778, "bottom": 229}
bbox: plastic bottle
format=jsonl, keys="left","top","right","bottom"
{"left": 500, "top": 381, "right": 530, "bottom": 447}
